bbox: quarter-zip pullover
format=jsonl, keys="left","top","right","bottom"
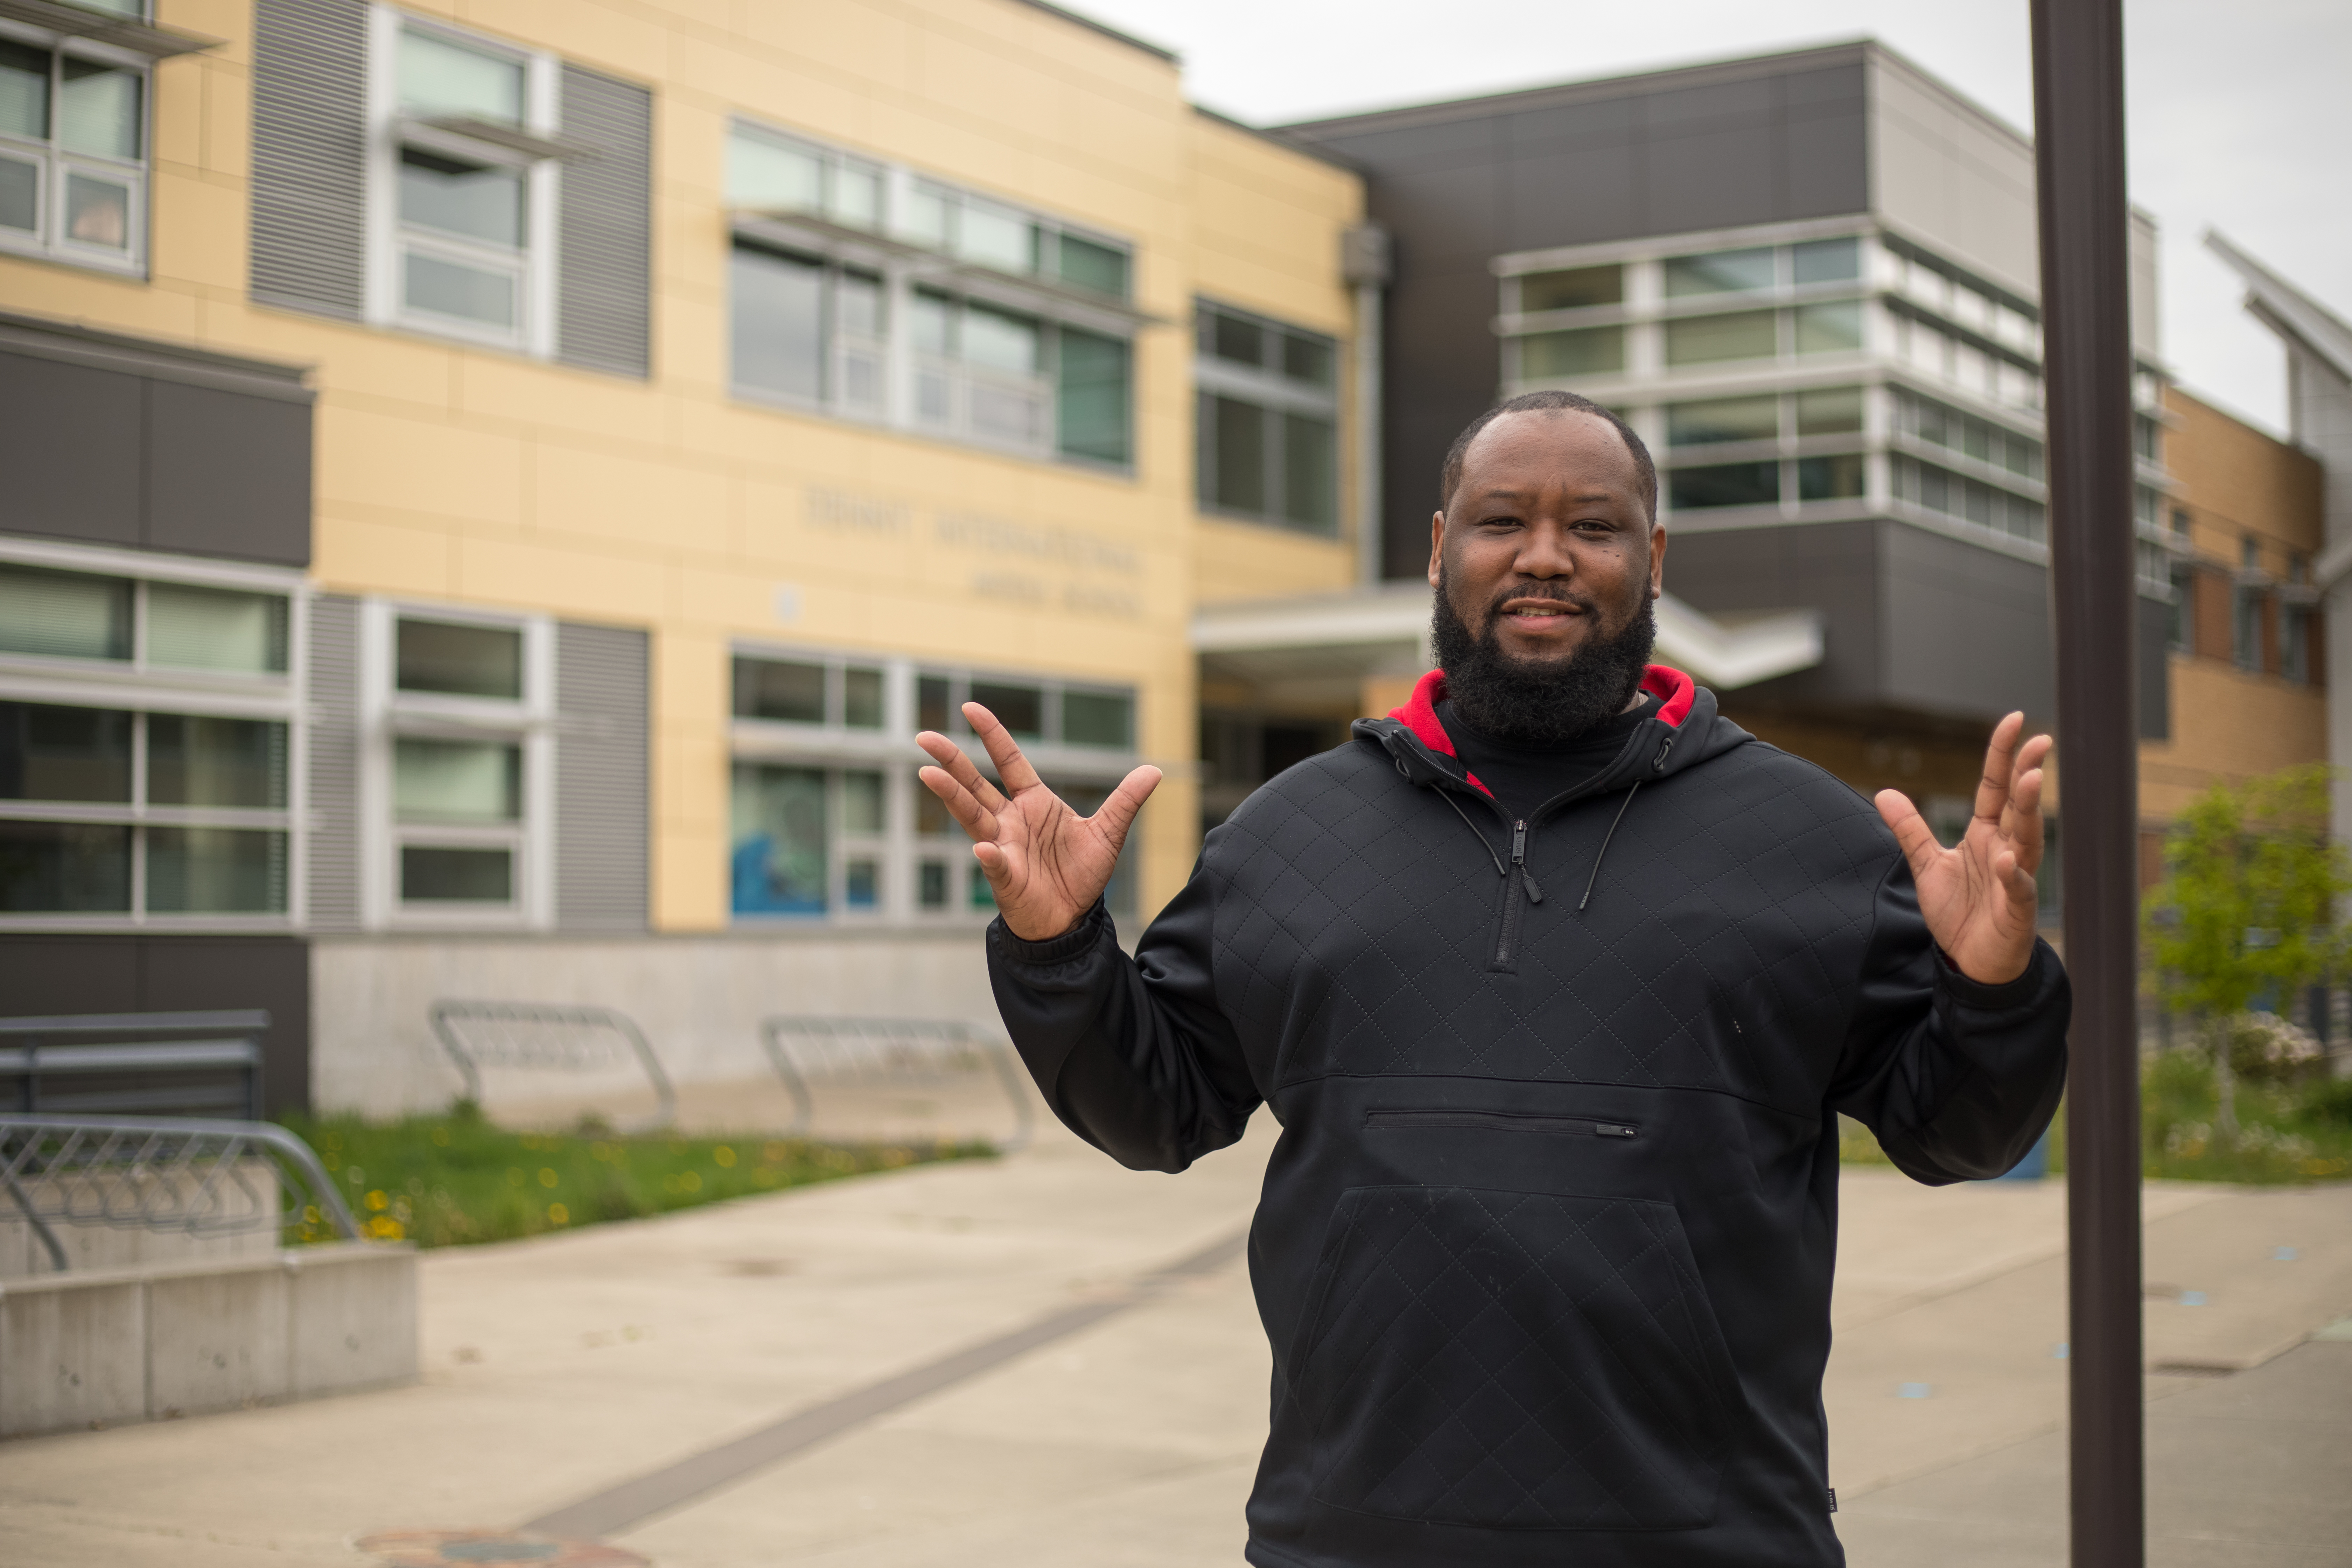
{"left": 985, "top": 664, "right": 2070, "bottom": 1568}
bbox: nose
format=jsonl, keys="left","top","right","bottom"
{"left": 1512, "top": 516, "right": 1580, "bottom": 579}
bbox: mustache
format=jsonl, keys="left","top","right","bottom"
{"left": 1481, "top": 583, "right": 1597, "bottom": 622}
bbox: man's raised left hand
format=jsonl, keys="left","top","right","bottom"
{"left": 1874, "top": 712, "right": 2050, "bottom": 986}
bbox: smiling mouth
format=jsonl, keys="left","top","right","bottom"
{"left": 1498, "top": 600, "right": 1585, "bottom": 623}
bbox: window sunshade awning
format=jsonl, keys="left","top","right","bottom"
{"left": 0, "top": 0, "right": 220, "bottom": 58}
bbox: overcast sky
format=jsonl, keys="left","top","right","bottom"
{"left": 1069, "top": 0, "right": 2346, "bottom": 438}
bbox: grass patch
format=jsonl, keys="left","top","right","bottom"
{"left": 279, "top": 1102, "right": 988, "bottom": 1248}
{"left": 1839, "top": 1054, "right": 2352, "bottom": 1184}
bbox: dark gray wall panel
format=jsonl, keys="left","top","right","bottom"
{"left": 554, "top": 621, "right": 649, "bottom": 930}
{"left": 557, "top": 65, "right": 654, "bottom": 378}
{"left": 145, "top": 381, "right": 311, "bottom": 565}
{"left": 1665, "top": 519, "right": 1883, "bottom": 708}
{"left": 2138, "top": 594, "right": 2170, "bottom": 741}
{"left": 0, "top": 936, "right": 311, "bottom": 1114}
{"left": 307, "top": 595, "right": 361, "bottom": 933}
{"left": 1878, "top": 524, "right": 2052, "bottom": 723}
{"left": 1645, "top": 129, "right": 1784, "bottom": 234}
{"left": 0, "top": 352, "right": 141, "bottom": 548}
{"left": 250, "top": 0, "right": 369, "bottom": 321}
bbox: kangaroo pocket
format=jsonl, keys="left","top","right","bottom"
{"left": 1287, "top": 1185, "right": 1739, "bottom": 1532}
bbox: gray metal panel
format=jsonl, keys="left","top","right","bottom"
{"left": 555, "top": 621, "right": 649, "bottom": 930}
{"left": 1877, "top": 523, "right": 2053, "bottom": 722}
{"left": 1664, "top": 519, "right": 1886, "bottom": 709}
{"left": 2138, "top": 593, "right": 2170, "bottom": 742}
{"left": 0, "top": 350, "right": 141, "bottom": 548}
{"left": 556, "top": 65, "right": 653, "bottom": 378}
{"left": 306, "top": 595, "right": 361, "bottom": 934}
{"left": 250, "top": 0, "right": 369, "bottom": 322}
{"left": 144, "top": 381, "right": 311, "bottom": 566}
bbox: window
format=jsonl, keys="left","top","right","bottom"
{"left": 1667, "top": 396, "right": 1777, "bottom": 447}
{"left": 1518, "top": 266, "right": 1622, "bottom": 313}
{"left": 1665, "top": 309, "right": 1777, "bottom": 365}
{"left": 731, "top": 244, "right": 886, "bottom": 416}
{"left": 372, "top": 18, "right": 562, "bottom": 348}
{"left": 2284, "top": 607, "right": 2313, "bottom": 684}
{"left": 1896, "top": 392, "right": 2043, "bottom": 481}
{"left": 1668, "top": 462, "right": 1779, "bottom": 511}
{"left": 731, "top": 651, "right": 1137, "bottom": 923}
{"left": 1665, "top": 246, "right": 1775, "bottom": 296}
{"left": 0, "top": 563, "right": 290, "bottom": 674}
{"left": 2168, "top": 563, "right": 2195, "bottom": 653}
{"left": 1195, "top": 303, "right": 1341, "bottom": 534}
{"left": 1519, "top": 326, "right": 1624, "bottom": 380}
{"left": 0, "top": 703, "right": 289, "bottom": 918}
{"left": 733, "top": 655, "right": 886, "bottom": 728}
{"left": 724, "top": 121, "right": 1138, "bottom": 467}
{"left": 0, "top": 38, "right": 146, "bottom": 271}
{"left": 1893, "top": 456, "right": 2045, "bottom": 545}
{"left": 374, "top": 606, "right": 547, "bottom": 923}
{"left": 2234, "top": 586, "right": 2263, "bottom": 672}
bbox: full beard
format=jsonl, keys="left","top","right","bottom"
{"left": 1430, "top": 569, "right": 1657, "bottom": 748}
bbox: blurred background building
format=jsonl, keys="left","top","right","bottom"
{"left": 0, "top": 4, "right": 2337, "bottom": 1112}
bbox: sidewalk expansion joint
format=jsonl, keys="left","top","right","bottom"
{"left": 515, "top": 1225, "right": 1251, "bottom": 1542}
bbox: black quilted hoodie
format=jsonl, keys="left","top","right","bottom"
{"left": 987, "top": 665, "right": 2070, "bottom": 1568}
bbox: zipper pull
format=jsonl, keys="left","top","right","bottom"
{"left": 1511, "top": 820, "right": 1544, "bottom": 903}
{"left": 1653, "top": 735, "right": 1676, "bottom": 772}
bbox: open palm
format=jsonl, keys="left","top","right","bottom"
{"left": 917, "top": 703, "right": 1162, "bottom": 941}
{"left": 1874, "top": 711, "right": 2051, "bottom": 986}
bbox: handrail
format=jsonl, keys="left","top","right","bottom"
{"left": 428, "top": 1001, "right": 677, "bottom": 1129}
{"left": 0, "top": 1113, "right": 362, "bottom": 1274}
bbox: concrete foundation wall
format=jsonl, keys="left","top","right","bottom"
{"left": 313, "top": 931, "right": 1002, "bottom": 1119}
{"left": 0, "top": 1244, "right": 415, "bottom": 1439}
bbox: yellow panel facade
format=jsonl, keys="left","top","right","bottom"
{"left": 1, "top": 0, "right": 1367, "bottom": 940}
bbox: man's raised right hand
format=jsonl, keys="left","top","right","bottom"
{"left": 917, "top": 702, "right": 1161, "bottom": 942}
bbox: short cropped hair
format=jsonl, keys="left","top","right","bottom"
{"left": 1437, "top": 390, "right": 1658, "bottom": 520}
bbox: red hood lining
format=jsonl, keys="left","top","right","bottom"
{"left": 1387, "top": 665, "right": 1698, "bottom": 797}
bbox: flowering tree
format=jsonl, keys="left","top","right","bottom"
{"left": 2143, "top": 764, "right": 2351, "bottom": 1143}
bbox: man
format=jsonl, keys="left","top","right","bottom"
{"left": 916, "top": 389, "right": 2068, "bottom": 1567}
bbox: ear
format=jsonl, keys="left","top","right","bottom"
{"left": 1648, "top": 523, "right": 1668, "bottom": 599}
{"left": 1427, "top": 509, "right": 1447, "bottom": 589}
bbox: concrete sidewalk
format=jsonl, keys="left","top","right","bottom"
{"left": 1, "top": 1112, "right": 2348, "bottom": 1567}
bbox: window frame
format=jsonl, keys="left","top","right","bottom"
{"left": 727, "top": 646, "right": 1139, "bottom": 926}
{"left": 1193, "top": 299, "right": 1343, "bottom": 536}
{"left": 0, "top": 28, "right": 152, "bottom": 276}
{"left": 364, "top": 8, "right": 561, "bottom": 356}
{"left": 360, "top": 597, "right": 554, "bottom": 930}
{"left": 722, "top": 115, "right": 1142, "bottom": 473}
{"left": 0, "top": 537, "right": 306, "bottom": 931}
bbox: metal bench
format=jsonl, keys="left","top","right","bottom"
{"left": 0, "top": 1011, "right": 269, "bottom": 1121}
{"left": 758, "top": 1016, "right": 1034, "bottom": 1152}
{"left": 428, "top": 1001, "right": 676, "bottom": 1130}
{"left": 0, "top": 1113, "right": 360, "bottom": 1275}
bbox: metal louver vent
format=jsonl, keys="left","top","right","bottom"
{"left": 307, "top": 594, "right": 362, "bottom": 931}
{"left": 556, "top": 65, "right": 653, "bottom": 378}
{"left": 555, "top": 621, "right": 649, "bottom": 930}
{"left": 249, "top": 0, "right": 368, "bottom": 321}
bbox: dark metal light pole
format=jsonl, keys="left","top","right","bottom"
{"left": 2030, "top": 1, "right": 2144, "bottom": 1564}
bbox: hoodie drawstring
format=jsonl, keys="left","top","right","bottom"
{"left": 1436, "top": 788, "right": 1505, "bottom": 876}
{"left": 1579, "top": 783, "right": 1642, "bottom": 912}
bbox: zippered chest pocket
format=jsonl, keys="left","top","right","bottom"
{"left": 1365, "top": 1107, "right": 1640, "bottom": 1139}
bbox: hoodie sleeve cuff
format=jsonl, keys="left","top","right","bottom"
{"left": 988, "top": 899, "right": 1113, "bottom": 966}
{"left": 1935, "top": 938, "right": 2058, "bottom": 1009}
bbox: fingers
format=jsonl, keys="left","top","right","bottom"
{"left": 917, "top": 763, "right": 999, "bottom": 845}
{"left": 963, "top": 703, "right": 1045, "bottom": 797}
{"left": 916, "top": 728, "right": 1009, "bottom": 817}
{"left": 1088, "top": 765, "right": 1163, "bottom": 846}
{"left": 1972, "top": 711, "right": 2026, "bottom": 828}
{"left": 1874, "top": 789, "right": 1943, "bottom": 882}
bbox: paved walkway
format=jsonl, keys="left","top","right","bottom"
{"left": 2, "top": 1108, "right": 2349, "bottom": 1567}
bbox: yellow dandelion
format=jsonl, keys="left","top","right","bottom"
{"left": 547, "top": 1203, "right": 569, "bottom": 1225}
{"left": 714, "top": 1147, "right": 737, "bottom": 1168}
{"left": 365, "top": 1190, "right": 389, "bottom": 1211}
{"left": 679, "top": 1170, "right": 702, "bottom": 1193}
{"left": 538, "top": 1168, "right": 559, "bottom": 1188}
